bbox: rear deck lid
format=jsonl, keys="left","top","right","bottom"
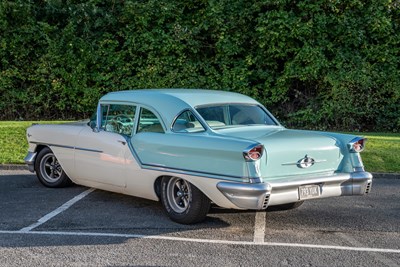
{"left": 216, "top": 127, "right": 342, "bottom": 179}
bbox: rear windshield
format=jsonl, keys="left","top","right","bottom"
{"left": 195, "top": 104, "right": 277, "bottom": 129}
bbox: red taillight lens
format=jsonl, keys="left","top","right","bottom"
{"left": 243, "top": 144, "right": 264, "bottom": 161}
{"left": 348, "top": 137, "right": 366, "bottom": 153}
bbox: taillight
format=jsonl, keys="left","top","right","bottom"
{"left": 348, "top": 137, "right": 366, "bottom": 153}
{"left": 243, "top": 144, "right": 264, "bottom": 161}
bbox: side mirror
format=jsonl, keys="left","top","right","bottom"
{"left": 89, "top": 121, "right": 99, "bottom": 132}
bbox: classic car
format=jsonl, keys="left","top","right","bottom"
{"left": 25, "top": 89, "right": 373, "bottom": 224}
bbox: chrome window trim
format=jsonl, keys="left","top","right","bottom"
{"left": 99, "top": 103, "right": 110, "bottom": 131}
{"left": 95, "top": 102, "right": 102, "bottom": 132}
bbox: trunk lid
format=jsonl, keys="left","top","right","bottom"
{"left": 215, "top": 126, "right": 342, "bottom": 179}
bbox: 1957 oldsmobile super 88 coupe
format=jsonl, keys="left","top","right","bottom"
{"left": 25, "top": 89, "right": 373, "bottom": 224}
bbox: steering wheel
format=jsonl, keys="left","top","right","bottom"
{"left": 115, "top": 114, "right": 132, "bottom": 123}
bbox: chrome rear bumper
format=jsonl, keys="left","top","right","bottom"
{"left": 24, "top": 152, "right": 37, "bottom": 172}
{"left": 217, "top": 171, "right": 373, "bottom": 210}
{"left": 216, "top": 182, "right": 271, "bottom": 210}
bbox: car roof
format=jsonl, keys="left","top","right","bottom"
{"left": 101, "top": 89, "right": 258, "bottom": 106}
{"left": 100, "top": 89, "right": 260, "bottom": 126}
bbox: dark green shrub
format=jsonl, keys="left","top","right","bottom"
{"left": 0, "top": 0, "right": 398, "bottom": 131}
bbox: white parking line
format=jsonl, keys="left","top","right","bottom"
{"left": 19, "top": 188, "right": 95, "bottom": 232}
{"left": 253, "top": 211, "right": 266, "bottom": 243}
{"left": 0, "top": 230, "right": 399, "bottom": 254}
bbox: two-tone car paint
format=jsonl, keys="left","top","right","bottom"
{"left": 25, "top": 89, "right": 372, "bottom": 223}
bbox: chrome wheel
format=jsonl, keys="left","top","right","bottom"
{"left": 34, "top": 147, "right": 72, "bottom": 188}
{"left": 166, "top": 177, "right": 192, "bottom": 213}
{"left": 161, "top": 176, "right": 211, "bottom": 224}
{"left": 39, "top": 153, "right": 63, "bottom": 183}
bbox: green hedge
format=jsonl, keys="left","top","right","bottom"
{"left": 1, "top": 0, "right": 399, "bottom": 131}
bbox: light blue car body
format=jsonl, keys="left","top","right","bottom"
{"left": 26, "top": 89, "right": 373, "bottom": 213}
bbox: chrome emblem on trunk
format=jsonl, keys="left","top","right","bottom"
{"left": 281, "top": 155, "right": 326, "bottom": 167}
{"left": 297, "top": 155, "right": 315, "bottom": 168}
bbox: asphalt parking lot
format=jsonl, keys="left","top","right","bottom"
{"left": 0, "top": 170, "right": 399, "bottom": 266}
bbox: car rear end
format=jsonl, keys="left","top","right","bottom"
{"left": 216, "top": 128, "right": 372, "bottom": 210}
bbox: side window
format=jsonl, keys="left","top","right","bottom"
{"left": 172, "top": 110, "right": 205, "bottom": 133}
{"left": 101, "top": 104, "right": 136, "bottom": 136}
{"left": 137, "top": 108, "right": 164, "bottom": 133}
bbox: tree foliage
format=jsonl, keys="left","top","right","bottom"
{"left": 0, "top": 0, "right": 399, "bottom": 131}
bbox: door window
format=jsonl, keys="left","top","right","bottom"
{"left": 101, "top": 104, "right": 136, "bottom": 136}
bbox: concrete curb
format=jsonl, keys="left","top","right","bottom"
{"left": 0, "top": 164, "right": 28, "bottom": 170}
{"left": 371, "top": 172, "right": 400, "bottom": 179}
{"left": 0, "top": 164, "right": 399, "bottom": 179}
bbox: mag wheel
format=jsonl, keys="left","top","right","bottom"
{"left": 161, "top": 176, "right": 210, "bottom": 224}
{"left": 34, "top": 147, "right": 72, "bottom": 188}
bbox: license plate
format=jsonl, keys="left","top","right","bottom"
{"left": 298, "top": 184, "right": 320, "bottom": 200}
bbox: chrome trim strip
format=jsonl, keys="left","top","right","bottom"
{"left": 281, "top": 159, "right": 327, "bottom": 166}
{"left": 74, "top": 147, "right": 103, "bottom": 153}
{"left": 142, "top": 164, "right": 250, "bottom": 182}
{"left": 29, "top": 142, "right": 103, "bottom": 153}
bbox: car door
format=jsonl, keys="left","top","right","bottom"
{"left": 74, "top": 103, "right": 137, "bottom": 187}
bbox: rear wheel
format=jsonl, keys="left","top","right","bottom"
{"left": 267, "top": 201, "right": 304, "bottom": 211}
{"left": 160, "top": 176, "right": 210, "bottom": 224}
{"left": 34, "top": 147, "right": 72, "bottom": 188}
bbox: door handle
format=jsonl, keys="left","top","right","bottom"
{"left": 117, "top": 140, "right": 126, "bottom": 145}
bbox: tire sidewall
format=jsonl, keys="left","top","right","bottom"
{"left": 34, "top": 147, "right": 70, "bottom": 188}
{"left": 160, "top": 176, "right": 211, "bottom": 224}
{"left": 160, "top": 177, "right": 193, "bottom": 218}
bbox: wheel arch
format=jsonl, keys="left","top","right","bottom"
{"left": 153, "top": 174, "right": 231, "bottom": 208}
{"left": 34, "top": 144, "right": 49, "bottom": 153}
{"left": 158, "top": 175, "right": 211, "bottom": 224}
{"left": 154, "top": 175, "right": 212, "bottom": 201}
{"left": 31, "top": 144, "right": 50, "bottom": 165}
{"left": 154, "top": 175, "right": 164, "bottom": 199}
{"left": 34, "top": 146, "right": 72, "bottom": 187}
{"left": 153, "top": 174, "right": 240, "bottom": 210}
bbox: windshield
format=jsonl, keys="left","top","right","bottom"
{"left": 195, "top": 104, "right": 277, "bottom": 129}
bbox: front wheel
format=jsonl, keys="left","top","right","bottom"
{"left": 34, "top": 147, "right": 72, "bottom": 188}
{"left": 160, "top": 176, "right": 210, "bottom": 224}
